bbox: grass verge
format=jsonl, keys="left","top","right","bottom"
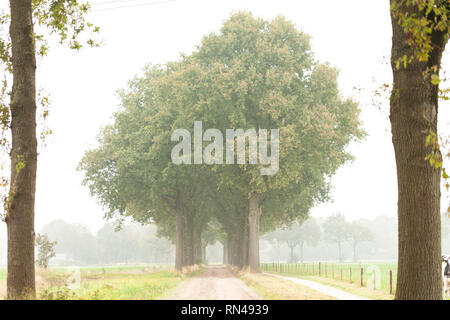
{"left": 236, "top": 270, "right": 336, "bottom": 300}
{"left": 267, "top": 272, "right": 393, "bottom": 300}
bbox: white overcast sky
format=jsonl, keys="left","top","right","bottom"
{"left": 0, "top": 0, "right": 449, "bottom": 238}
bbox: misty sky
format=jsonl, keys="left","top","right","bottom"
{"left": 0, "top": 0, "right": 449, "bottom": 238}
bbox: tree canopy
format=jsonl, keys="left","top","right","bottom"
{"left": 79, "top": 12, "right": 363, "bottom": 272}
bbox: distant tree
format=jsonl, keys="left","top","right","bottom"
{"left": 263, "top": 228, "right": 288, "bottom": 263}
{"left": 347, "top": 222, "right": 374, "bottom": 262}
{"left": 355, "top": 215, "right": 398, "bottom": 260}
{"left": 297, "top": 218, "right": 321, "bottom": 263}
{"left": 322, "top": 214, "right": 350, "bottom": 262}
{"left": 201, "top": 220, "right": 225, "bottom": 264}
{"left": 263, "top": 218, "right": 321, "bottom": 263}
{"left": 35, "top": 234, "right": 56, "bottom": 269}
{"left": 42, "top": 220, "right": 98, "bottom": 265}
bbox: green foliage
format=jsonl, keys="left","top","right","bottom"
{"left": 79, "top": 12, "right": 364, "bottom": 248}
{"left": 37, "top": 269, "right": 184, "bottom": 300}
{"left": 32, "top": 0, "right": 100, "bottom": 52}
{"left": 35, "top": 233, "right": 57, "bottom": 269}
{"left": 391, "top": 0, "right": 449, "bottom": 65}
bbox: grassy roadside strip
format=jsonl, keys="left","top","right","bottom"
{"left": 265, "top": 272, "right": 393, "bottom": 300}
{"left": 1, "top": 265, "right": 205, "bottom": 300}
{"left": 233, "top": 269, "right": 336, "bottom": 300}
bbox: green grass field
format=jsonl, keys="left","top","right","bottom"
{"left": 262, "top": 261, "right": 398, "bottom": 296}
{"left": 39, "top": 270, "right": 184, "bottom": 300}
{"left": 0, "top": 265, "right": 195, "bottom": 300}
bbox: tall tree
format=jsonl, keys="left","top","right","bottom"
{"left": 322, "top": 213, "right": 349, "bottom": 262}
{"left": 79, "top": 65, "right": 217, "bottom": 271}
{"left": 183, "top": 12, "right": 364, "bottom": 271}
{"left": 390, "top": 0, "right": 449, "bottom": 299}
{"left": 296, "top": 218, "right": 321, "bottom": 263}
{"left": 42, "top": 220, "right": 98, "bottom": 264}
{"left": 6, "top": 0, "right": 37, "bottom": 299}
{"left": 80, "top": 12, "right": 363, "bottom": 274}
{"left": 1, "top": 0, "right": 98, "bottom": 298}
{"left": 264, "top": 218, "right": 321, "bottom": 263}
{"left": 347, "top": 222, "right": 374, "bottom": 262}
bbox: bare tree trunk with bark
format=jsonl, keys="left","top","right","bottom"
{"left": 248, "top": 194, "right": 261, "bottom": 272}
{"left": 7, "top": 0, "right": 37, "bottom": 300}
{"left": 194, "top": 227, "right": 202, "bottom": 264}
{"left": 184, "top": 213, "right": 195, "bottom": 266}
{"left": 239, "top": 212, "right": 249, "bottom": 269}
{"left": 390, "top": 1, "right": 446, "bottom": 300}
{"left": 223, "top": 239, "right": 228, "bottom": 264}
{"left": 175, "top": 210, "right": 184, "bottom": 271}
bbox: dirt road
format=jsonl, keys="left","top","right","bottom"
{"left": 166, "top": 265, "right": 262, "bottom": 300}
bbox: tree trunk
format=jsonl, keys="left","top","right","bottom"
{"left": 201, "top": 242, "right": 206, "bottom": 263}
{"left": 7, "top": 0, "right": 37, "bottom": 300}
{"left": 175, "top": 210, "right": 184, "bottom": 271}
{"left": 390, "top": 1, "right": 445, "bottom": 300}
{"left": 240, "top": 212, "right": 249, "bottom": 269}
{"left": 229, "top": 230, "right": 240, "bottom": 266}
{"left": 226, "top": 233, "right": 233, "bottom": 265}
{"left": 248, "top": 193, "right": 261, "bottom": 272}
{"left": 193, "top": 227, "right": 202, "bottom": 264}
{"left": 223, "top": 239, "right": 228, "bottom": 264}
{"left": 184, "top": 213, "right": 195, "bottom": 266}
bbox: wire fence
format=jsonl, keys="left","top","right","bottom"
{"left": 261, "top": 262, "right": 397, "bottom": 295}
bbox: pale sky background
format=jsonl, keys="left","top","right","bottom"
{"left": 0, "top": 0, "right": 449, "bottom": 238}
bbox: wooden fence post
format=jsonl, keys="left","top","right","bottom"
{"left": 374, "top": 269, "right": 376, "bottom": 290}
{"left": 340, "top": 265, "right": 343, "bottom": 280}
{"left": 319, "top": 262, "right": 321, "bottom": 276}
{"left": 360, "top": 268, "right": 364, "bottom": 287}
{"left": 389, "top": 270, "right": 393, "bottom": 295}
